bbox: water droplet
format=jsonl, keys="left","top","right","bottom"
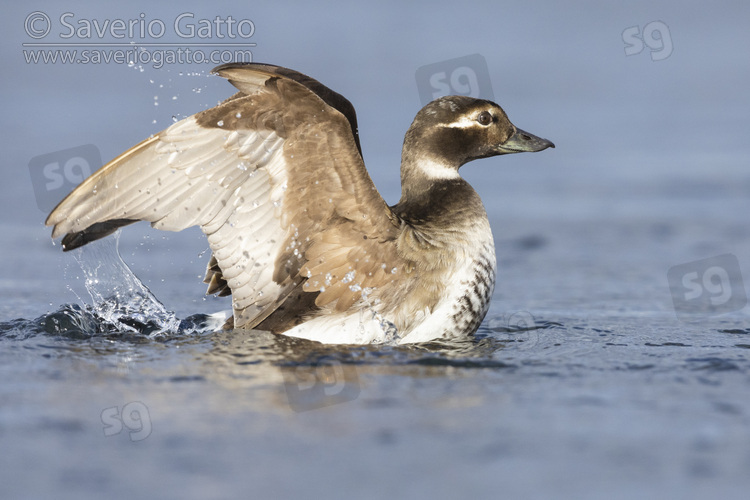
{"left": 217, "top": 120, "right": 224, "bottom": 127}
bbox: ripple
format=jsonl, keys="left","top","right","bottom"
{"left": 687, "top": 357, "right": 741, "bottom": 372}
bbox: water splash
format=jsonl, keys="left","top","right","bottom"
{"left": 71, "top": 231, "right": 181, "bottom": 337}
{"left": 360, "top": 288, "right": 401, "bottom": 345}
{"left": 371, "top": 312, "right": 400, "bottom": 345}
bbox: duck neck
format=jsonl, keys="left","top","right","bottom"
{"left": 394, "top": 158, "right": 487, "bottom": 234}
{"left": 395, "top": 122, "right": 489, "bottom": 232}
{"left": 392, "top": 168, "right": 493, "bottom": 270}
{"left": 399, "top": 138, "right": 461, "bottom": 204}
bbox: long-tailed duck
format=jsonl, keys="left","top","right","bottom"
{"left": 46, "top": 63, "right": 554, "bottom": 344}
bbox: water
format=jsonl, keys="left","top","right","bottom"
{"left": 3, "top": 205, "right": 750, "bottom": 500}
{"left": 4, "top": 1, "right": 750, "bottom": 498}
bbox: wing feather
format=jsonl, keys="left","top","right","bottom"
{"left": 47, "top": 63, "right": 414, "bottom": 331}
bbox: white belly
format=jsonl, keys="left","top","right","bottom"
{"left": 281, "top": 305, "right": 399, "bottom": 344}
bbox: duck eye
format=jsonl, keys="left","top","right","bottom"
{"left": 477, "top": 111, "right": 493, "bottom": 126}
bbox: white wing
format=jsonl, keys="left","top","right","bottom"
{"left": 48, "top": 115, "right": 295, "bottom": 326}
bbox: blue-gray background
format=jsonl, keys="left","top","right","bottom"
{"left": 2, "top": 1, "right": 750, "bottom": 499}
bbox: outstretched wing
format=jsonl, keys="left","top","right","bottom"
{"left": 46, "top": 63, "right": 407, "bottom": 329}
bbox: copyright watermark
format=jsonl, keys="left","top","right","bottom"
{"left": 101, "top": 401, "right": 152, "bottom": 442}
{"left": 668, "top": 254, "right": 746, "bottom": 320}
{"left": 487, "top": 311, "right": 540, "bottom": 350}
{"left": 22, "top": 11, "right": 256, "bottom": 69}
{"left": 415, "top": 54, "right": 494, "bottom": 107}
{"left": 24, "top": 12, "right": 255, "bottom": 40}
{"left": 28, "top": 144, "right": 101, "bottom": 213}
{"left": 282, "top": 357, "right": 360, "bottom": 412}
{"left": 622, "top": 20, "right": 673, "bottom": 61}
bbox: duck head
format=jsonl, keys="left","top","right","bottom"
{"left": 400, "top": 96, "right": 554, "bottom": 195}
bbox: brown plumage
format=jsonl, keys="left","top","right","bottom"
{"left": 46, "top": 62, "right": 554, "bottom": 344}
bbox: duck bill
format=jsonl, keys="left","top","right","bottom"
{"left": 496, "top": 127, "right": 555, "bottom": 154}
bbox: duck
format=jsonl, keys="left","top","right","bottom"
{"left": 46, "top": 62, "right": 554, "bottom": 345}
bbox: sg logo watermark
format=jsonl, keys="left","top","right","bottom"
{"left": 487, "top": 310, "right": 540, "bottom": 350}
{"left": 28, "top": 144, "right": 100, "bottom": 213}
{"left": 622, "top": 21, "right": 673, "bottom": 61}
{"left": 101, "top": 401, "right": 152, "bottom": 442}
{"left": 282, "top": 356, "right": 360, "bottom": 412}
{"left": 668, "top": 254, "right": 747, "bottom": 320}
{"left": 415, "top": 54, "right": 494, "bottom": 107}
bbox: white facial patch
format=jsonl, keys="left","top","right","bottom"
{"left": 442, "top": 113, "right": 485, "bottom": 129}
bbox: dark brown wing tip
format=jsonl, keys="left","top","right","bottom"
{"left": 58, "top": 219, "right": 138, "bottom": 252}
